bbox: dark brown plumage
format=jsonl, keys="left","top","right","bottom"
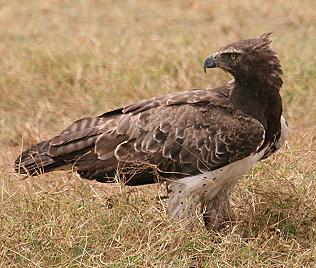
{"left": 15, "top": 33, "right": 287, "bottom": 230}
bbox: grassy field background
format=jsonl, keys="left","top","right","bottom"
{"left": 0, "top": 0, "right": 315, "bottom": 267}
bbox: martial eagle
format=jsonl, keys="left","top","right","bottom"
{"left": 15, "top": 33, "right": 288, "bottom": 230}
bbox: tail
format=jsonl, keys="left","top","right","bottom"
{"left": 14, "top": 140, "right": 66, "bottom": 176}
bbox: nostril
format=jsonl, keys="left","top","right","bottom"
{"left": 212, "top": 52, "right": 219, "bottom": 59}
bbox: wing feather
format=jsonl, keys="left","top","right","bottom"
{"left": 42, "top": 84, "right": 264, "bottom": 183}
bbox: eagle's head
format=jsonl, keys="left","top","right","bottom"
{"left": 204, "top": 33, "right": 283, "bottom": 88}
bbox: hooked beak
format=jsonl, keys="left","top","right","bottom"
{"left": 203, "top": 55, "right": 217, "bottom": 73}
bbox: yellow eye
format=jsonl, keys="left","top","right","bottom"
{"left": 230, "top": 53, "right": 237, "bottom": 60}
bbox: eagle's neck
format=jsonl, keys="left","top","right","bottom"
{"left": 230, "top": 74, "right": 283, "bottom": 148}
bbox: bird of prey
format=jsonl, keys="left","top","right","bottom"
{"left": 15, "top": 33, "right": 288, "bottom": 230}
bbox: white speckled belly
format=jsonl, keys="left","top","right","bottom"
{"left": 167, "top": 148, "right": 267, "bottom": 220}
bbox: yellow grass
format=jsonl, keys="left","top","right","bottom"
{"left": 0, "top": 0, "right": 315, "bottom": 267}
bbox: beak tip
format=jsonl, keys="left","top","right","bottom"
{"left": 203, "top": 56, "right": 216, "bottom": 73}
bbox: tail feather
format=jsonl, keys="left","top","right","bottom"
{"left": 14, "top": 140, "right": 66, "bottom": 176}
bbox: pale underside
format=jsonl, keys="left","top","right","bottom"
{"left": 166, "top": 116, "right": 288, "bottom": 223}
{"left": 167, "top": 148, "right": 266, "bottom": 221}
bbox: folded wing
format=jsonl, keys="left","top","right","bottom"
{"left": 35, "top": 87, "right": 264, "bottom": 185}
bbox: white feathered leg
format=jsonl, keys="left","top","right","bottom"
{"left": 166, "top": 151, "right": 267, "bottom": 229}
{"left": 166, "top": 181, "right": 201, "bottom": 223}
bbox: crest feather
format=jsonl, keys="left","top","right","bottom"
{"left": 253, "top": 32, "right": 272, "bottom": 50}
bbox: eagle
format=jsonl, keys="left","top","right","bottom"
{"left": 15, "top": 33, "right": 288, "bottom": 230}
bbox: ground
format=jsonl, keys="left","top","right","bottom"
{"left": 0, "top": 0, "right": 316, "bottom": 267}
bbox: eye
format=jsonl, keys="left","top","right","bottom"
{"left": 230, "top": 53, "right": 238, "bottom": 60}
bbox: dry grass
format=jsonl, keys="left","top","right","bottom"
{"left": 0, "top": 0, "right": 316, "bottom": 267}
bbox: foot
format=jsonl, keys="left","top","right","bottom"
{"left": 201, "top": 189, "right": 231, "bottom": 231}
